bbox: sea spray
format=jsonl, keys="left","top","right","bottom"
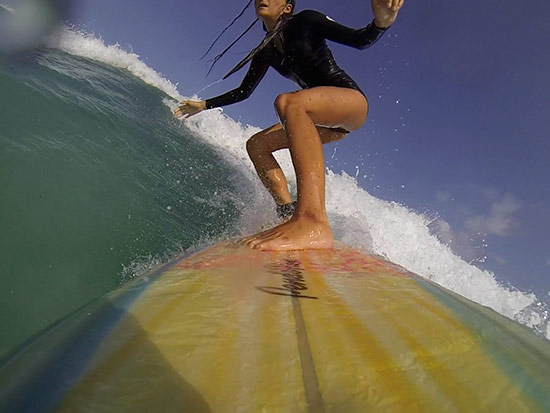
{"left": 177, "top": 106, "right": 549, "bottom": 337}
{"left": 0, "top": 43, "right": 245, "bottom": 356}
{"left": 1, "top": 24, "right": 547, "bottom": 359}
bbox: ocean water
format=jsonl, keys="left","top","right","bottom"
{"left": 0, "top": 26, "right": 548, "bottom": 357}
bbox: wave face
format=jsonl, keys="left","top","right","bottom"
{"left": 0, "top": 27, "right": 547, "bottom": 356}
{"left": 0, "top": 28, "right": 258, "bottom": 356}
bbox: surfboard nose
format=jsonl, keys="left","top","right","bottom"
{"left": 2, "top": 242, "right": 550, "bottom": 412}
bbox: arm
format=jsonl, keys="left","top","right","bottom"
{"left": 174, "top": 54, "right": 269, "bottom": 119}
{"left": 302, "top": 0, "right": 403, "bottom": 50}
{"left": 204, "top": 53, "right": 269, "bottom": 109}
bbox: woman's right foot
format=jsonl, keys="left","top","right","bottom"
{"left": 242, "top": 214, "right": 334, "bottom": 251}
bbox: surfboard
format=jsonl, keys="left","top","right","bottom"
{"left": 1, "top": 241, "right": 549, "bottom": 412}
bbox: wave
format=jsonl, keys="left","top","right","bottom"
{"left": 0, "top": 24, "right": 547, "bottom": 359}
{"left": 45, "top": 25, "right": 550, "bottom": 340}
{"left": 47, "top": 25, "right": 183, "bottom": 100}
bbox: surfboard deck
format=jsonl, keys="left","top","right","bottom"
{"left": 1, "top": 241, "right": 550, "bottom": 412}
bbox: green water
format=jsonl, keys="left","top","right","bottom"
{"left": 0, "top": 48, "right": 246, "bottom": 356}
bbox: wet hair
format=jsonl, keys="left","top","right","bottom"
{"left": 203, "top": 0, "right": 296, "bottom": 77}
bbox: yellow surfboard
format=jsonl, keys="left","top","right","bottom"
{"left": 1, "top": 241, "right": 549, "bottom": 412}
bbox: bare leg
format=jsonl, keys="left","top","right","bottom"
{"left": 246, "top": 123, "right": 348, "bottom": 207}
{"left": 246, "top": 123, "right": 293, "bottom": 206}
{"left": 242, "top": 86, "right": 368, "bottom": 250}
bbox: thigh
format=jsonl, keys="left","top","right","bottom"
{"left": 247, "top": 123, "right": 349, "bottom": 154}
{"left": 276, "top": 87, "right": 368, "bottom": 132}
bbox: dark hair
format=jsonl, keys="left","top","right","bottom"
{"left": 203, "top": 0, "right": 297, "bottom": 76}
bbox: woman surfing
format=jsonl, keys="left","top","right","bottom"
{"left": 174, "top": 0, "right": 404, "bottom": 250}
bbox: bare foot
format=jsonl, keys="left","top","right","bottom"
{"left": 241, "top": 216, "right": 334, "bottom": 250}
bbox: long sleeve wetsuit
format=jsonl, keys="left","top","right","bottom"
{"left": 204, "top": 9, "right": 389, "bottom": 109}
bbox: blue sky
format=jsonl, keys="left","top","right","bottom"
{"left": 28, "top": 0, "right": 550, "bottom": 296}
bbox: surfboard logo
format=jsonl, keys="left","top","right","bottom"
{"left": 256, "top": 259, "right": 319, "bottom": 299}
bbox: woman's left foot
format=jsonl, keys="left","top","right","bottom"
{"left": 241, "top": 215, "right": 334, "bottom": 250}
{"left": 276, "top": 201, "right": 297, "bottom": 220}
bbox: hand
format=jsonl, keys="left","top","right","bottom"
{"left": 372, "top": 0, "right": 404, "bottom": 29}
{"left": 173, "top": 99, "right": 207, "bottom": 120}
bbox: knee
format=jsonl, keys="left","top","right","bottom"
{"left": 273, "top": 93, "right": 288, "bottom": 117}
{"left": 274, "top": 92, "right": 301, "bottom": 118}
{"left": 246, "top": 134, "right": 262, "bottom": 159}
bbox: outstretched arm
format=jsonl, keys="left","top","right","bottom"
{"left": 174, "top": 54, "right": 269, "bottom": 119}
{"left": 303, "top": 0, "right": 404, "bottom": 50}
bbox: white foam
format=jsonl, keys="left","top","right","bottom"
{"left": 181, "top": 109, "right": 549, "bottom": 339}
{"left": 46, "top": 26, "right": 183, "bottom": 101}
{"left": 48, "top": 26, "right": 549, "bottom": 339}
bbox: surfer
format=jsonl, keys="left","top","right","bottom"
{"left": 174, "top": 0, "right": 404, "bottom": 250}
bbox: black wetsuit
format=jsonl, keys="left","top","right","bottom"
{"left": 204, "top": 9, "right": 389, "bottom": 110}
